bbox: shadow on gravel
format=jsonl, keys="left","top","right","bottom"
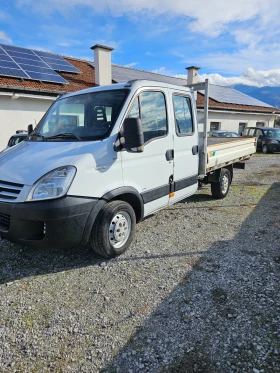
{"left": 0, "top": 243, "right": 205, "bottom": 284}
{"left": 0, "top": 189, "right": 240, "bottom": 284}
{"left": 100, "top": 182, "right": 280, "bottom": 373}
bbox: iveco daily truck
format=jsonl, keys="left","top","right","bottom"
{"left": 0, "top": 79, "right": 256, "bottom": 257}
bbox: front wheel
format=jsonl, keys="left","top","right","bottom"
{"left": 262, "top": 145, "right": 269, "bottom": 154}
{"left": 211, "top": 168, "right": 231, "bottom": 199}
{"left": 90, "top": 200, "right": 136, "bottom": 258}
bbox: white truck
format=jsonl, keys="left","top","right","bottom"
{"left": 0, "top": 79, "right": 256, "bottom": 257}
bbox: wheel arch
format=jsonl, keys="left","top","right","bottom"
{"left": 207, "top": 164, "right": 233, "bottom": 183}
{"left": 102, "top": 187, "right": 144, "bottom": 223}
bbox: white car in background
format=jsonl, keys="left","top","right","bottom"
{"left": 0, "top": 130, "right": 28, "bottom": 153}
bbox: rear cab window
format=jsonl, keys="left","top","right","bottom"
{"left": 172, "top": 95, "right": 194, "bottom": 136}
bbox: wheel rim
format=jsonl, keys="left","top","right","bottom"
{"left": 263, "top": 145, "right": 268, "bottom": 153}
{"left": 108, "top": 211, "right": 131, "bottom": 248}
{"left": 221, "top": 174, "right": 229, "bottom": 194}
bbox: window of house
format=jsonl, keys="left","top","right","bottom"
{"left": 127, "top": 91, "right": 167, "bottom": 143}
{"left": 256, "top": 122, "right": 264, "bottom": 128}
{"left": 238, "top": 122, "right": 247, "bottom": 134}
{"left": 173, "top": 95, "right": 194, "bottom": 135}
{"left": 210, "top": 122, "right": 220, "bottom": 131}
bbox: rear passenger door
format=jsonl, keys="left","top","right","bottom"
{"left": 256, "top": 129, "right": 264, "bottom": 150}
{"left": 169, "top": 90, "right": 199, "bottom": 203}
{"left": 121, "top": 89, "right": 174, "bottom": 216}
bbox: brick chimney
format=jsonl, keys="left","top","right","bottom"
{"left": 91, "top": 44, "right": 114, "bottom": 86}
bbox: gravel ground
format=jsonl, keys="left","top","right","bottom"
{"left": 0, "top": 153, "right": 280, "bottom": 373}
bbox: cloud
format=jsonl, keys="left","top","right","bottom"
{"left": 191, "top": 68, "right": 280, "bottom": 88}
{"left": 124, "top": 62, "right": 139, "bottom": 68}
{"left": 0, "top": 31, "right": 12, "bottom": 43}
{"left": 13, "top": 0, "right": 280, "bottom": 87}
{"left": 57, "top": 42, "right": 70, "bottom": 47}
{"left": 16, "top": 0, "right": 280, "bottom": 37}
{"left": 152, "top": 67, "right": 166, "bottom": 74}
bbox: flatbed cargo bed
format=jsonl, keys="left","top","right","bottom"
{"left": 205, "top": 137, "right": 256, "bottom": 173}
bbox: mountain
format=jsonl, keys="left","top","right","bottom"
{"left": 232, "top": 84, "right": 280, "bottom": 108}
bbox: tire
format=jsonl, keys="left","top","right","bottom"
{"left": 89, "top": 200, "right": 136, "bottom": 258}
{"left": 211, "top": 168, "right": 231, "bottom": 199}
{"left": 262, "top": 145, "right": 269, "bottom": 154}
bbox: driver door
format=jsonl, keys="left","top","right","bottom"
{"left": 121, "top": 89, "right": 174, "bottom": 216}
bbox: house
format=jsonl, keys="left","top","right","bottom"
{"left": 187, "top": 66, "right": 279, "bottom": 135}
{"left": 0, "top": 43, "right": 279, "bottom": 150}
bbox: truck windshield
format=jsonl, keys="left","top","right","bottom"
{"left": 33, "top": 89, "right": 128, "bottom": 141}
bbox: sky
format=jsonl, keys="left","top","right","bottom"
{"left": 1, "top": 0, "right": 280, "bottom": 87}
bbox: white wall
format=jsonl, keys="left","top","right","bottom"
{"left": 0, "top": 95, "right": 55, "bottom": 150}
{"left": 197, "top": 110, "right": 276, "bottom": 133}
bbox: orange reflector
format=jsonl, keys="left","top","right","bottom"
{"left": 169, "top": 192, "right": 175, "bottom": 198}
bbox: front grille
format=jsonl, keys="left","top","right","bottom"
{"left": 0, "top": 180, "right": 23, "bottom": 202}
{"left": 0, "top": 213, "right": 10, "bottom": 231}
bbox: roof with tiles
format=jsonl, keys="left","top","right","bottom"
{"left": 196, "top": 91, "right": 280, "bottom": 114}
{"left": 0, "top": 47, "right": 278, "bottom": 113}
{"left": 0, "top": 57, "right": 96, "bottom": 94}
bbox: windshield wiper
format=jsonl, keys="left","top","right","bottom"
{"left": 29, "top": 132, "right": 46, "bottom": 141}
{"left": 46, "top": 133, "right": 82, "bottom": 141}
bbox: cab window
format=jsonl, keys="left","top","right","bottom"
{"left": 127, "top": 91, "right": 167, "bottom": 143}
{"left": 173, "top": 95, "right": 194, "bottom": 135}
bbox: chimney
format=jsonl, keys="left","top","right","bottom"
{"left": 186, "top": 66, "right": 200, "bottom": 99}
{"left": 186, "top": 66, "right": 200, "bottom": 85}
{"left": 91, "top": 44, "right": 114, "bottom": 86}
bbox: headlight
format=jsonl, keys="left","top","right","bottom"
{"left": 269, "top": 140, "right": 278, "bottom": 144}
{"left": 26, "top": 166, "right": 76, "bottom": 201}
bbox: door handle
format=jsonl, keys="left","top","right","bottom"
{"left": 165, "top": 149, "right": 174, "bottom": 161}
{"left": 192, "top": 145, "right": 198, "bottom": 155}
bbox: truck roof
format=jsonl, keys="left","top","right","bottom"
{"left": 58, "top": 79, "right": 193, "bottom": 100}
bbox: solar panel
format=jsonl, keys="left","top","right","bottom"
{"left": 12, "top": 57, "right": 50, "bottom": 68}
{"left": 0, "top": 67, "right": 29, "bottom": 79}
{"left": 34, "top": 50, "right": 61, "bottom": 58}
{"left": 43, "top": 60, "right": 80, "bottom": 73}
{"left": 28, "top": 71, "right": 67, "bottom": 83}
{"left": 0, "top": 54, "right": 13, "bottom": 62}
{"left": 200, "top": 85, "right": 273, "bottom": 108}
{"left": 8, "top": 51, "right": 41, "bottom": 60}
{"left": 21, "top": 64, "right": 56, "bottom": 74}
{"left": 2, "top": 44, "right": 35, "bottom": 55}
{"left": 33, "top": 50, "right": 80, "bottom": 73}
{"left": 0, "top": 44, "right": 80, "bottom": 83}
{"left": 0, "top": 44, "right": 68, "bottom": 84}
{"left": 0, "top": 60, "right": 20, "bottom": 69}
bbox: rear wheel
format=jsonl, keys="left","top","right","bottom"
{"left": 90, "top": 200, "right": 136, "bottom": 258}
{"left": 262, "top": 145, "right": 269, "bottom": 154}
{"left": 211, "top": 168, "right": 231, "bottom": 199}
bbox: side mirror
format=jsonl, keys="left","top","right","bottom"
{"left": 120, "top": 118, "right": 144, "bottom": 152}
{"left": 27, "top": 124, "right": 33, "bottom": 135}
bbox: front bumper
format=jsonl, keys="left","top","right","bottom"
{"left": 267, "top": 143, "right": 280, "bottom": 153}
{"left": 0, "top": 196, "right": 103, "bottom": 250}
